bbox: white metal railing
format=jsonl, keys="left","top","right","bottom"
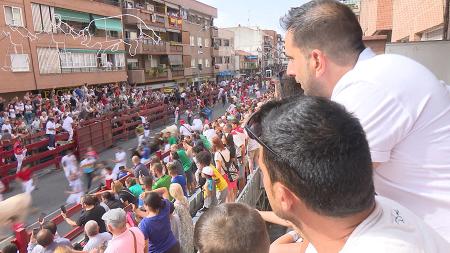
{"left": 236, "top": 169, "right": 263, "bottom": 207}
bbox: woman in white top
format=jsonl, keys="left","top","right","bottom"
{"left": 169, "top": 183, "right": 194, "bottom": 253}
{"left": 212, "top": 136, "right": 236, "bottom": 202}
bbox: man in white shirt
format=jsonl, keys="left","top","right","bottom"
{"left": 112, "top": 147, "right": 126, "bottom": 178}
{"left": 254, "top": 96, "right": 448, "bottom": 253}
{"left": 62, "top": 114, "right": 74, "bottom": 142}
{"left": 191, "top": 116, "right": 203, "bottom": 132}
{"left": 45, "top": 118, "right": 56, "bottom": 150}
{"left": 83, "top": 220, "right": 112, "bottom": 251}
{"left": 179, "top": 119, "right": 192, "bottom": 138}
{"left": 61, "top": 151, "right": 78, "bottom": 183}
{"left": 1, "top": 119, "right": 12, "bottom": 134}
{"left": 283, "top": 0, "right": 450, "bottom": 241}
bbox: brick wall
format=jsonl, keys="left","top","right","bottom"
{"left": 392, "top": 0, "right": 444, "bottom": 41}
{"left": 359, "top": 0, "right": 378, "bottom": 36}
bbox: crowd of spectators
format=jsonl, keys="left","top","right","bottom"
{"left": 0, "top": 75, "right": 273, "bottom": 253}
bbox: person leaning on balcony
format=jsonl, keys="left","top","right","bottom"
{"left": 282, "top": 0, "right": 450, "bottom": 241}
{"left": 251, "top": 96, "right": 449, "bottom": 252}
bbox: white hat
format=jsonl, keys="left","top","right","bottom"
{"left": 202, "top": 166, "right": 214, "bottom": 176}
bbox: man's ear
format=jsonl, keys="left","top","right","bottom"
{"left": 272, "top": 182, "right": 298, "bottom": 213}
{"left": 310, "top": 49, "right": 327, "bottom": 78}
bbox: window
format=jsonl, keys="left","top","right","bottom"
{"left": 215, "top": 57, "right": 223, "bottom": 64}
{"left": 114, "top": 54, "right": 125, "bottom": 67}
{"left": 10, "top": 54, "right": 29, "bottom": 72}
{"left": 224, "top": 57, "right": 230, "bottom": 64}
{"left": 31, "top": 3, "right": 56, "bottom": 33}
{"left": 191, "top": 58, "right": 196, "bottom": 68}
{"left": 4, "top": 6, "right": 23, "bottom": 27}
{"left": 224, "top": 39, "right": 230, "bottom": 47}
{"left": 197, "top": 37, "right": 202, "bottom": 47}
{"left": 204, "top": 38, "right": 209, "bottom": 48}
{"left": 190, "top": 35, "right": 195, "bottom": 46}
{"left": 108, "top": 31, "right": 119, "bottom": 38}
{"left": 198, "top": 58, "right": 203, "bottom": 66}
{"left": 205, "top": 59, "right": 209, "bottom": 68}
{"left": 37, "top": 48, "right": 61, "bottom": 74}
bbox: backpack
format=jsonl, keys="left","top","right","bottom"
{"left": 218, "top": 152, "right": 239, "bottom": 182}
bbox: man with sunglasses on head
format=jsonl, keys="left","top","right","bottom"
{"left": 248, "top": 96, "right": 448, "bottom": 252}
{"left": 282, "top": 0, "right": 450, "bottom": 241}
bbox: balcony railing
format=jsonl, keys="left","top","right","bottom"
{"left": 93, "top": 0, "right": 120, "bottom": 6}
{"left": 145, "top": 68, "right": 169, "bottom": 80}
{"left": 169, "top": 44, "right": 183, "bottom": 53}
{"left": 171, "top": 69, "right": 184, "bottom": 77}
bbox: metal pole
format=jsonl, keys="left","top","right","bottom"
{"left": 444, "top": 0, "right": 450, "bottom": 40}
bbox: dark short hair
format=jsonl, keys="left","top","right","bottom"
{"left": 194, "top": 203, "right": 270, "bottom": 253}
{"left": 281, "top": 0, "right": 365, "bottom": 64}
{"left": 101, "top": 191, "right": 115, "bottom": 201}
{"left": 144, "top": 192, "right": 165, "bottom": 211}
{"left": 42, "top": 221, "right": 57, "bottom": 235}
{"left": 36, "top": 229, "right": 53, "bottom": 247}
{"left": 259, "top": 96, "right": 374, "bottom": 217}
{"left": 2, "top": 243, "right": 18, "bottom": 253}
{"left": 142, "top": 176, "right": 153, "bottom": 188}
{"left": 152, "top": 163, "right": 163, "bottom": 173}
{"left": 82, "top": 195, "right": 97, "bottom": 206}
{"left": 196, "top": 151, "right": 211, "bottom": 167}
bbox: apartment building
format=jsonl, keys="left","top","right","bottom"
{"left": 359, "top": 0, "right": 446, "bottom": 42}
{"left": 180, "top": 0, "right": 217, "bottom": 87}
{"left": 213, "top": 28, "right": 235, "bottom": 81}
{"left": 0, "top": 0, "right": 127, "bottom": 94}
{"left": 122, "top": 0, "right": 183, "bottom": 89}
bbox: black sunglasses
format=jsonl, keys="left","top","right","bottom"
{"left": 244, "top": 111, "right": 279, "bottom": 158}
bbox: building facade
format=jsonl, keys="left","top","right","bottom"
{"left": 213, "top": 28, "right": 235, "bottom": 81}
{"left": 359, "top": 0, "right": 446, "bottom": 42}
{"left": 0, "top": 0, "right": 127, "bottom": 94}
{"left": 0, "top": 0, "right": 218, "bottom": 95}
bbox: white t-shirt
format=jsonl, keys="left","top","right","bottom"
{"left": 179, "top": 124, "right": 192, "bottom": 137}
{"left": 62, "top": 116, "right": 73, "bottom": 130}
{"left": 83, "top": 232, "right": 112, "bottom": 251}
{"left": 331, "top": 50, "right": 450, "bottom": 241}
{"left": 1, "top": 123, "right": 12, "bottom": 134}
{"left": 191, "top": 118, "right": 203, "bottom": 132}
{"left": 214, "top": 149, "right": 230, "bottom": 173}
{"left": 115, "top": 151, "right": 127, "bottom": 168}
{"left": 203, "top": 129, "right": 217, "bottom": 143}
{"left": 45, "top": 121, "right": 56, "bottom": 135}
{"left": 305, "top": 196, "right": 449, "bottom": 253}
{"left": 61, "top": 154, "right": 78, "bottom": 179}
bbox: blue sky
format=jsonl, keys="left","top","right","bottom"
{"left": 198, "top": 0, "right": 310, "bottom": 35}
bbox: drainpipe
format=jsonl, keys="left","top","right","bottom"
{"left": 444, "top": 0, "right": 449, "bottom": 40}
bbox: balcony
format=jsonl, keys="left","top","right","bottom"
{"left": 211, "top": 27, "right": 219, "bottom": 38}
{"left": 122, "top": 8, "right": 165, "bottom": 28}
{"left": 128, "top": 68, "right": 169, "bottom": 83}
{"left": 93, "top": 0, "right": 120, "bottom": 6}
{"left": 166, "top": 15, "right": 183, "bottom": 30}
{"left": 145, "top": 67, "right": 169, "bottom": 81}
{"left": 125, "top": 40, "right": 168, "bottom": 55}
{"left": 168, "top": 44, "right": 183, "bottom": 54}
{"left": 171, "top": 68, "right": 184, "bottom": 78}
{"left": 128, "top": 69, "right": 146, "bottom": 83}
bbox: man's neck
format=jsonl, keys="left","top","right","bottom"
{"left": 85, "top": 205, "right": 94, "bottom": 211}
{"left": 294, "top": 204, "right": 375, "bottom": 253}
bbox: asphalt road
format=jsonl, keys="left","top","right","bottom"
{"left": 0, "top": 100, "right": 231, "bottom": 246}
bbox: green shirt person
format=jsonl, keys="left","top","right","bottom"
{"left": 176, "top": 149, "right": 192, "bottom": 172}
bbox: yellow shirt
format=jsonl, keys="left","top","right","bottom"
{"left": 211, "top": 165, "right": 228, "bottom": 191}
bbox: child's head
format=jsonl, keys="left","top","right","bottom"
{"left": 194, "top": 203, "right": 270, "bottom": 253}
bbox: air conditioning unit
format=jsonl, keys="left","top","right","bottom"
{"left": 159, "top": 64, "right": 166, "bottom": 68}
